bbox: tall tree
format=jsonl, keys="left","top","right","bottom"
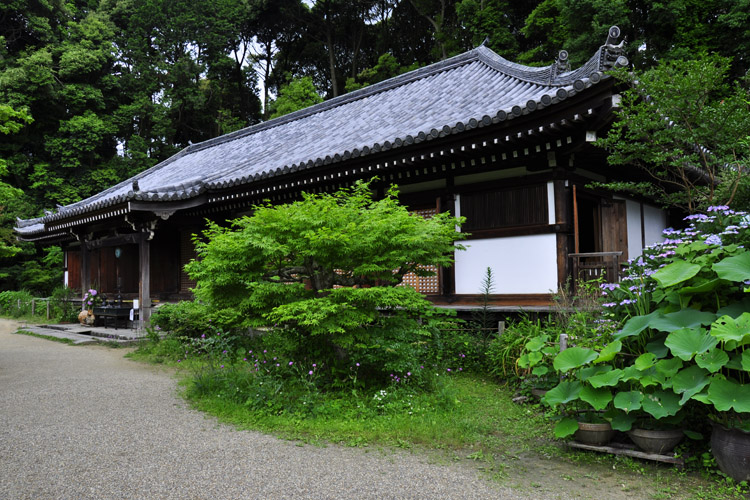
{"left": 595, "top": 55, "right": 750, "bottom": 213}
{"left": 406, "top": 0, "right": 461, "bottom": 60}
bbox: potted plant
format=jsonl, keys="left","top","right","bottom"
{"left": 601, "top": 207, "right": 750, "bottom": 477}
{"left": 543, "top": 342, "right": 624, "bottom": 445}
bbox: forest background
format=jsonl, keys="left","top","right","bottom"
{"left": 1, "top": 0, "right": 749, "bottom": 295}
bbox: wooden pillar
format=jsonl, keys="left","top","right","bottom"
{"left": 80, "top": 243, "right": 90, "bottom": 310}
{"left": 139, "top": 233, "right": 152, "bottom": 324}
{"left": 554, "top": 179, "right": 570, "bottom": 287}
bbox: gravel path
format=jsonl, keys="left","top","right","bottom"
{"left": 0, "top": 321, "right": 552, "bottom": 500}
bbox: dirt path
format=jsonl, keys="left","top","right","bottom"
{"left": 0, "top": 322, "right": 706, "bottom": 499}
{"left": 0, "top": 321, "right": 540, "bottom": 500}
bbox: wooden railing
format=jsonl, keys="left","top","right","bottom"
{"left": 569, "top": 252, "right": 623, "bottom": 284}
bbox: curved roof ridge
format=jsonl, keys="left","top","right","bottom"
{"left": 24, "top": 28, "right": 629, "bottom": 230}
{"left": 180, "top": 49, "right": 486, "bottom": 156}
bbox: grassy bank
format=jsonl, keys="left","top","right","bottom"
{"left": 127, "top": 339, "right": 747, "bottom": 500}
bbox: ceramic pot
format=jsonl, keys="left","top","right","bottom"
{"left": 627, "top": 428, "right": 684, "bottom": 454}
{"left": 711, "top": 423, "right": 750, "bottom": 483}
{"left": 575, "top": 422, "right": 613, "bottom": 446}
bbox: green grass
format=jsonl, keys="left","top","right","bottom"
{"left": 126, "top": 339, "right": 748, "bottom": 500}
{"left": 187, "top": 373, "right": 550, "bottom": 453}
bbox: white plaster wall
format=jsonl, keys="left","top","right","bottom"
{"left": 547, "top": 181, "right": 555, "bottom": 224}
{"left": 625, "top": 199, "right": 643, "bottom": 259}
{"left": 643, "top": 204, "right": 667, "bottom": 247}
{"left": 454, "top": 234, "right": 559, "bottom": 294}
{"left": 621, "top": 199, "right": 668, "bottom": 260}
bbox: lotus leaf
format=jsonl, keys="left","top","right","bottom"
{"left": 638, "top": 371, "right": 662, "bottom": 388}
{"left": 578, "top": 365, "right": 612, "bottom": 380}
{"left": 541, "top": 346, "right": 558, "bottom": 356}
{"left": 579, "top": 385, "right": 612, "bottom": 410}
{"left": 634, "top": 352, "right": 657, "bottom": 371}
{"left": 665, "top": 327, "right": 717, "bottom": 360}
{"left": 527, "top": 351, "right": 543, "bottom": 366}
{"left": 609, "top": 410, "right": 637, "bottom": 432}
{"left": 710, "top": 313, "right": 750, "bottom": 344}
{"left": 525, "top": 335, "right": 548, "bottom": 352}
{"left": 646, "top": 337, "right": 669, "bottom": 358}
{"left": 553, "top": 347, "right": 598, "bottom": 372}
{"left": 652, "top": 260, "right": 701, "bottom": 287}
{"left": 587, "top": 369, "right": 624, "bottom": 388}
{"left": 619, "top": 365, "right": 642, "bottom": 382}
{"left": 707, "top": 378, "right": 750, "bottom": 413}
{"left": 692, "top": 390, "right": 711, "bottom": 404}
{"left": 743, "top": 350, "right": 750, "bottom": 372}
{"left": 718, "top": 297, "right": 750, "bottom": 319}
{"left": 726, "top": 352, "right": 743, "bottom": 370}
{"left": 532, "top": 366, "right": 549, "bottom": 376}
{"left": 654, "top": 357, "right": 684, "bottom": 377}
{"left": 595, "top": 340, "right": 622, "bottom": 364}
{"left": 614, "top": 311, "right": 658, "bottom": 340}
{"left": 713, "top": 251, "right": 750, "bottom": 282}
{"left": 678, "top": 278, "right": 727, "bottom": 295}
{"left": 543, "top": 381, "right": 582, "bottom": 405}
{"left": 641, "top": 390, "right": 682, "bottom": 419}
{"left": 650, "top": 309, "right": 717, "bottom": 333}
{"left": 671, "top": 366, "right": 711, "bottom": 403}
{"left": 518, "top": 353, "right": 530, "bottom": 368}
{"left": 695, "top": 348, "right": 729, "bottom": 373}
{"left": 554, "top": 417, "right": 579, "bottom": 438}
{"left": 613, "top": 390, "right": 643, "bottom": 412}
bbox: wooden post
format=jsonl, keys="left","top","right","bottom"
{"left": 46, "top": 300, "right": 50, "bottom": 320}
{"left": 497, "top": 321, "right": 505, "bottom": 336}
{"left": 81, "top": 243, "right": 90, "bottom": 310}
{"left": 31, "top": 299, "right": 35, "bottom": 317}
{"left": 573, "top": 185, "right": 580, "bottom": 254}
{"left": 559, "top": 333, "right": 568, "bottom": 352}
{"left": 139, "top": 233, "right": 152, "bottom": 324}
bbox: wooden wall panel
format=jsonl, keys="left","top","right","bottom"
{"left": 601, "top": 200, "right": 629, "bottom": 261}
{"left": 150, "top": 230, "right": 180, "bottom": 294}
{"left": 67, "top": 250, "right": 81, "bottom": 291}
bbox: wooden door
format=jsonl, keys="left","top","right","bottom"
{"left": 601, "top": 199, "right": 628, "bottom": 261}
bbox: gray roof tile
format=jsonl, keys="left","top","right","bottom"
{"left": 18, "top": 32, "right": 628, "bottom": 236}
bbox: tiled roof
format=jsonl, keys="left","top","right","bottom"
{"left": 16, "top": 27, "right": 627, "bottom": 237}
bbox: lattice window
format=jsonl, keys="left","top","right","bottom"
{"left": 461, "top": 184, "right": 547, "bottom": 230}
{"left": 399, "top": 207, "right": 440, "bottom": 294}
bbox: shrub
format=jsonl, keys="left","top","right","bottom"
{"left": 50, "top": 286, "right": 78, "bottom": 322}
{"left": 0, "top": 290, "right": 34, "bottom": 317}
{"left": 150, "top": 300, "right": 213, "bottom": 338}
{"left": 486, "top": 315, "right": 545, "bottom": 380}
{"left": 185, "top": 181, "right": 464, "bottom": 387}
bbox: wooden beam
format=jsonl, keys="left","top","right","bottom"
{"left": 573, "top": 184, "right": 580, "bottom": 253}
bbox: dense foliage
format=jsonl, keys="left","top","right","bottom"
{"left": 540, "top": 207, "right": 750, "bottom": 440}
{"left": 2, "top": 0, "right": 750, "bottom": 293}
{"left": 184, "top": 181, "right": 464, "bottom": 382}
{"left": 596, "top": 55, "right": 750, "bottom": 213}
